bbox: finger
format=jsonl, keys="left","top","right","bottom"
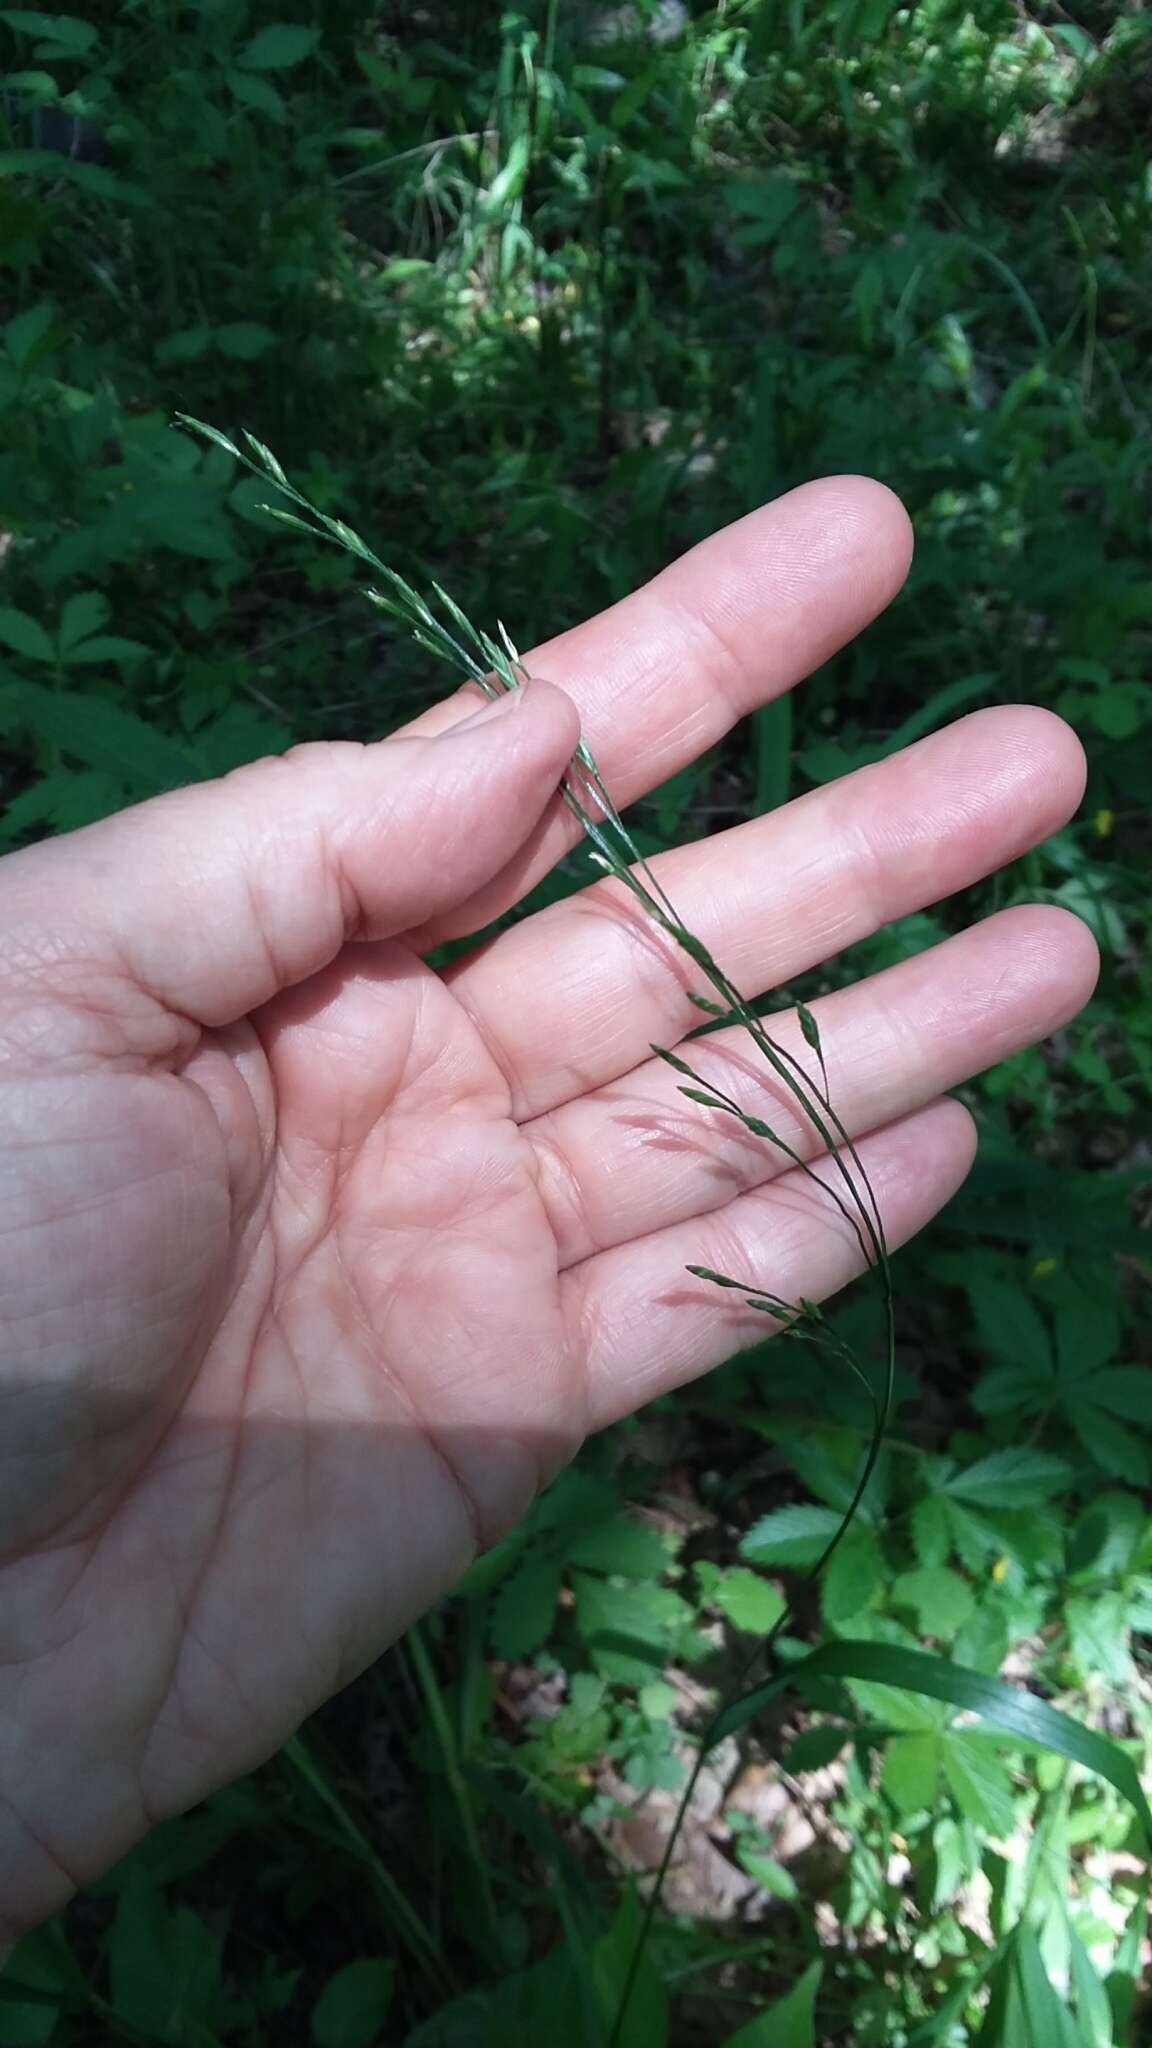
{"left": 451, "top": 704, "right": 1087, "bottom": 1118}
{"left": 0, "top": 685, "right": 579, "bottom": 1029}
{"left": 531, "top": 904, "right": 1097, "bottom": 1266}
{"left": 402, "top": 477, "right": 913, "bottom": 943}
{"left": 568, "top": 1099, "right": 976, "bottom": 1430}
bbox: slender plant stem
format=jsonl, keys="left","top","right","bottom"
{"left": 176, "top": 417, "right": 898, "bottom": 2047}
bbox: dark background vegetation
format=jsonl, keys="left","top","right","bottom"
{"left": 2, "top": 2, "right": 1151, "bottom": 2042}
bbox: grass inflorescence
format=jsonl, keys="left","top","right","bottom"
{"left": 178, "top": 414, "right": 898, "bottom": 2032}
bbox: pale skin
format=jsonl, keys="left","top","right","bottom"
{"left": 0, "top": 478, "right": 1097, "bottom": 1945}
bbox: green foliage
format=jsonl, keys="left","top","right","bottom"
{"left": 2, "top": 1, "right": 1151, "bottom": 2043}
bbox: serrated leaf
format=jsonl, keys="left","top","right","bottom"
{"left": 1050, "top": 1273, "right": 1120, "bottom": 1380}
{"left": 734, "top": 1847, "right": 799, "bottom": 1899}
{"left": 4, "top": 300, "right": 54, "bottom": 368}
{"left": 0, "top": 606, "right": 55, "bottom": 663}
{"left": 1073, "top": 1403, "right": 1150, "bottom": 1485}
{"left": 226, "top": 68, "right": 288, "bottom": 120}
{"left": 489, "top": 1556, "right": 562, "bottom": 1659}
{"left": 56, "top": 590, "right": 109, "bottom": 653}
{"left": 1082, "top": 1367, "right": 1152, "bottom": 1423}
{"left": 891, "top": 1567, "right": 975, "bottom": 1640}
{"left": 214, "top": 321, "right": 277, "bottom": 359}
{"left": 1, "top": 682, "right": 201, "bottom": 793}
{"left": 941, "top": 1734, "right": 1017, "bottom": 1837}
{"left": 311, "top": 1959, "right": 395, "bottom": 2048}
{"left": 911, "top": 1496, "right": 951, "bottom": 1568}
{"left": 1065, "top": 1591, "right": 1133, "bottom": 1688}
{"left": 971, "top": 1363, "right": 1049, "bottom": 1416}
{"left": 821, "top": 1525, "right": 882, "bottom": 1623}
{"left": 945, "top": 1448, "right": 1072, "bottom": 1507}
{"left": 564, "top": 1515, "right": 669, "bottom": 1579}
{"left": 883, "top": 1731, "right": 941, "bottom": 1814}
{"left": 572, "top": 1573, "right": 694, "bottom": 1683}
{"left": 784, "top": 1435, "right": 882, "bottom": 1518}
{"left": 61, "top": 634, "right": 151, "bottom": 665}
{"left": 740, "top": 1504, "right": 843, "bottom": 1568}
{"left": 1068, "top": 1491, "right": 1144, "bottom": 1577}
{"left": 780, "top": 1724, "right": 849, "bottom": 1773}
{"left": 1, "top": 11, "right": 97, "bottom": 55}
{"left": 109, "top": 1873, "right": 221, "bottom": 2038}
{"left": 236, "top": 24, "right": 320, "bottom": 70}
{"left": 0, "top": 767, "right": 125, "bottom": 838}
{"left": 944, "top": 1500, "right": 1001, "bottom": 1574}
{"left": 968, "top": 1279, "right": 1052, "bottom": 1375}
{"left": 714, "top": 1568, "right": 786, "bottom": 1635}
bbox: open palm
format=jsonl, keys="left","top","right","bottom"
{"left": 0, "top": 480, "right": 1095, "bottom": 1941}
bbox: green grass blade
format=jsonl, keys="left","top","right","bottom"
{"left": 710, "top": 1641, "right": 1152, "bottom": 1849}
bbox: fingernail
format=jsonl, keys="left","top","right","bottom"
{"left": 454, "top": 687, "right": 526, "bottom": 733}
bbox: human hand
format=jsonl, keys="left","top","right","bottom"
{"left": 0, "top": 479, "right": 1095, "bottom": 1939}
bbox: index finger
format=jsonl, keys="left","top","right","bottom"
{"left": 401, "top": 475, "right": 914, "bottom": 945}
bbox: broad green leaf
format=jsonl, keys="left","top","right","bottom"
{"left": 593, "top": 1887, "right": 667, "bottom": 2048}
{"left": 236, "top": 23, "right": 320, "bottom": 70}
{"left": 311, "top": 1958, "right": 395, "bottom": 2048}
{"left": 944, "top": 1500, "right": 1002, "bottom": 1573}
{"left": 734, "top": 1846, "right": 799, "bottom": 1899}
{"left": 1073, "top": 1403, "right": 1150, "bottom": 1486}
{"left": 849, "top": 1682, "right": 946, "bottom": 1735}
{"left": 565, "top": 1515, "right": 669, "bottom": 1578}
{"left": 941, "top": 1734, "right": 1017, "bottom": 1838}
{"left": 1083, "top": 1367, "right": 1152, "bottom": 1423}
{"left": 155, "top": 326, "right": 213, "bottom": 364}
{"left": 821, "top": 1524, "right": 883, "bottom": 1623}
{"left": 192, "top": 703, "right": 290, "bottom": 775}
{"left": 911, "top": 1495, "right": 951, "bottom": 1568}
{"left": 719, "top": 1961, "right": 822, "bottom": 2047}
{"left": 713, "top": 1568, "right": 786, "bottom": 1635}
{"left": 0, "top": 10, "right": 97, "bottom": 55}
{"left": 710, "top": 1642, "right": 1152, "bottom": 1849}
{"left": 780, "top": 1724, "right": 849, "bottom": 1773}
{"left": 890, "top": 1567, "right": 975, "bottom": 1640}
{"left": 61, "top": 633, "right": 152, "bottom": 665}
{"left": 968, "top": 1279, "right": 1051, "bottom": 1375}
{"left": 883, "top": 1732, "right": 941, "bottom": 1814}
{"left": 0, "top": 767, "right": 125, "bottom": 838}
{"left": 0, "top": 606, "right": 55, "bottom": 663}
{"left": 215, "top": 321, "right": 277, "bottom": 359}
{"left": 56, "top": 590, "right": 109, "bottom": 653}
{"left": 784, "top": 1433, "right": 883, "bottom": 1517}
{"left": 490, "top": 1556, "right": 562, "bottom": 1659}
{"left": 740, "top": 1504, "right": 843, "bottom": 1568}
{"left": 945, "top": 1448, "right": 1072, "bottom": 1507}
{"left": 972, "top": 1362, "right": 1050, "bottom": 1416}
{"left": 226, "top": 67, "right": 288, "bottom": 120}
{"left": 1067, "top": 1491, "right": 1144, "bottom": 1577}
{"left": 1065, "top": 1592, "right": 1133, "bottom": 1688}
{"left": 109, "top": 1872, "right": 221, "bottom": 2043}
{"left": 1050, "top": 1272, "right": 1120, "bottom": 1380}
{"left": 0, "top": 681, "right": 202, "bottom": 793}
{"left": 572, "top": 1573, "right": 695, "bottom": 1684}
{"left": 4, "top": 301, "right": 54, "bottom": 368}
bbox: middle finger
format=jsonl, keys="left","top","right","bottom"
{"left": 446, "top": 704, "right": 1085, "bottom": 1119}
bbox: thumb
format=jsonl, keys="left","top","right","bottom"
{"left": 2, "top": 682, "right": 580, "bottom": 1027}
